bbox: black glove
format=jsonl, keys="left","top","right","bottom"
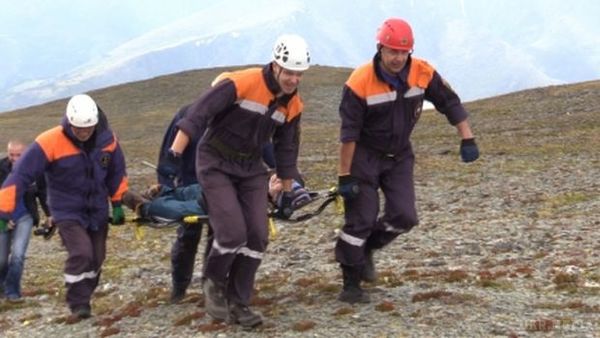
{"left": 33, "top": 218, "right": 57, "bottom": 240}
{"left": 460, "top": 138, "right": 480, "bottom": 163}
{"left": 338, "top": 175, "right": 360, "bottom": 200}
{"left": 157, "top": 149, "right": 182, "bottom": 187}
{"left": 275, "top": 191, "right": 295, "bottom": 220}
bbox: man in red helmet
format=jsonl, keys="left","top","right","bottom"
{"left": 335, "top": 18, "right": 479, "bottom": 303}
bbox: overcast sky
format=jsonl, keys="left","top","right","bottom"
{"left": 1, "top": 0, "right": 598, "bottom": 112}
{"left": 0, "top": 1, "right": 213, "bottom": 88}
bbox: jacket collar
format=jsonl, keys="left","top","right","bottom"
{"left": 373, "top": 53, "right": 411, "bottom": 90}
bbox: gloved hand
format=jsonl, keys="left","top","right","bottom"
{"left": 0, "top": 219, "right": 8, "bottom": 233}
{"left": 111, "top": 204, "right": 125, "bottom": 225}
{"left": 157, "top": 149, "right": 182, "bottom": 187}
{"left": 338, "top": 175, "right": 360, "bottom": 199}
{"left": 460, "top": 138, "right": 480, "bottom": 163}
{"left": 275, "top": 191, "right": 295, "bottom": 220}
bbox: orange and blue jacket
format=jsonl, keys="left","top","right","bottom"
{"left": 177, "top": 64, "right": 303, "bottom": 180}
{"left": 0, "top": 113, "right": 128, "bottom": 231}
{"left": 339, "top": 55, "right": 469, "bottom": 155}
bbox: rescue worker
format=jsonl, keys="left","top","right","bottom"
{"left": 336, "top": 18, "right": 480, "bottom": 303}
{"left": 0, "top": 94, "right": 128, "bottom": 318}
{"left": 156, "top": 104, "right": 207, "bottom": 304}
{"left": 163, "top": 34, "right": 310, "bottom": 327}
{"left": 150, "top": 104, "right": 278, "bottom": 304}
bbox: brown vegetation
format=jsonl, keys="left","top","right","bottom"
{"left": 0, "top": 68, "right": 598, "bottom": 337}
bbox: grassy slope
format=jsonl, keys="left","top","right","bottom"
{"left": 3, "top": 67, "right": 597, "bottom": 189}
{"left": 1, "top": 67, "right": 598, "bottom": 221}
{"left": 0, "top": 66, "right": 598, "bottom": 334}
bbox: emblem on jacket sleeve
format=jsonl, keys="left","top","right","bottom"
{"left": 414, "top": 104, "right": 423, "bottom": 121}
{"left": 100, "top": 153, "right": 111, "bottom": 168}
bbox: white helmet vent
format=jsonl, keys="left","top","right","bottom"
{"left": 272, "top": 34, "right": 310, "bottom": 71}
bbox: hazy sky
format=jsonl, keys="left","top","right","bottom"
{"left": 0, "top": 1, "right": 212, "bottom": 88}
{"left": 1, "top": 0, "right": 598, "bottom": 112}
{"left": 3, "top": 0, "right": 598, "bottom": 89}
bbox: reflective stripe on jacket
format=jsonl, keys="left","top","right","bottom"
{"left": 0, "top": 115, "right": 127, "bottom": 230}
{"left": 340, "top": 55, "right": 468, "bottom": 155}
{"left": 177, "top": 64, "right": 303, "bottom": 180}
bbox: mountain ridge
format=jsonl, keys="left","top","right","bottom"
{"left": 2, "top": 0, "right": 599, "bottom": 112}
{"left": 0, "top": 63, "right": 598, "bottom": 338}
{"left": 1, "top": 65, "right": 598, "bottom": 183}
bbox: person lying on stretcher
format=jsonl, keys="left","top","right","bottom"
{"left": 122, "top": 173, "right": 312, "bottom": 225}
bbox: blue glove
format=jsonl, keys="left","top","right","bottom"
{"left": 338, "top": 175, "right": 360, "bottom": 200}
{"left": 0, "top": 219, "right": 7, "bottom": 233}
{"left": 111, "top": 205, "right": 125, "bottom": 225}
{"left": 275, "top": 191, "right": 295, "bottom": 220}
{"left": 157, "top": 149, "right": 182, "bottom": 188}
{"left": 460, "top": 138, "right": 480, "bottom": 163}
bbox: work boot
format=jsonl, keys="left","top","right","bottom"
{"left": 227, "top": 303, "right": 263, "bottom": 328}
{"left": 71, "top": 304, "right": 92, "bottom": 319}
{"left": 361, "top": 248, "right": 377, "bottom": 282}
{"left": 170, "top": 287, "right": 186, "bottom": 304}
{"left": 338, "top": 265, "right": 370, "bottom": 304}
{"left": 203, "top": 278, "right": 228, "bottom": 321}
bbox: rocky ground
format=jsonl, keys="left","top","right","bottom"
{"left": 1, "top": 82, "right": 598, "bottom": 337}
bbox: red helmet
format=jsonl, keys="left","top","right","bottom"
{"left": 376, "top": 18, "right": 414, "bottom": 51}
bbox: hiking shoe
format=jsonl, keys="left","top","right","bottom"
{"left": 71, "top": 304, "right": 92, "bottom": 319}
{"left": 170, "top": 287, "right": 186, "bottom": 304}
{"left": 203, "top": 278, "right": 228, "bottom": 321}
{"left": 360, "top": 248, "right": 377, "bottom": 283}
{"left": 6, "top": 294, "right": 24, "bottom": 303}
{"left": 338, "top": 286, "right": 370, "bottom": 304}
{"left": 227, "top": 303, "right": 263, "bottom": 328}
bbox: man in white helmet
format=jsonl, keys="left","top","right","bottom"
{"left": 0, "top": 94, "right": 128, "bottom": 319}
{"left": 164, "top": 34, "right": 310, "bottom": 327}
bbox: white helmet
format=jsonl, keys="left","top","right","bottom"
{"left": 66, "top": 94, "right": 98, "bottom": 127}
{"left": 272, "top": 34, "right": 310, "bottom": 71}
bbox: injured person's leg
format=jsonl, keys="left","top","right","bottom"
{"left": 123, "top": 184, "right": 206, "bottom": 224}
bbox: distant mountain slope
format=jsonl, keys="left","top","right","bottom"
{"left": 1, "top": 62, "right": 599, "bottom": 337}
{"left": 1, "top": 66, "right": 598, "bottom": 192}
{"left": 2, "top": 0, "right": 599, "bottom": 112}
